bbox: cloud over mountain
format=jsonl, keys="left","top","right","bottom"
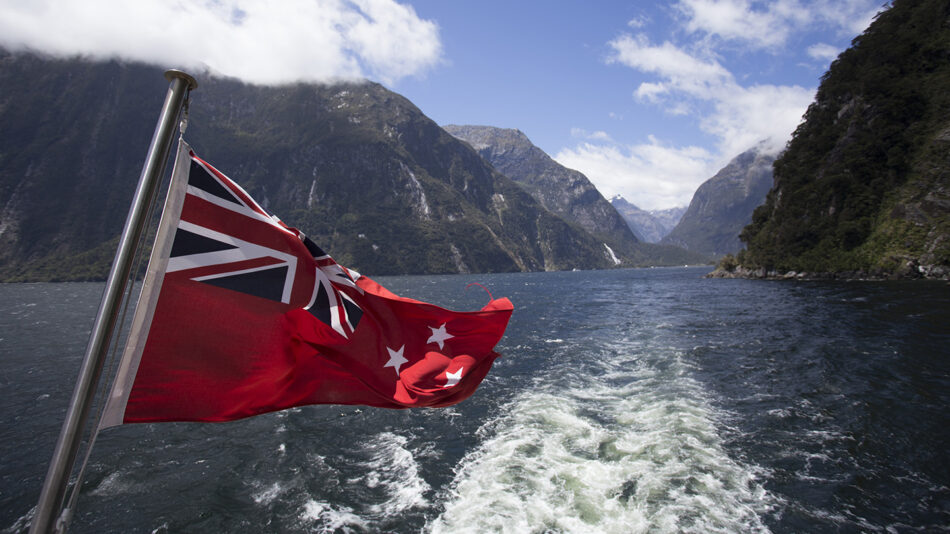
{"left": 0, "top": 0, "right": 442, "bottom": 85}
{"left": 554, "top": 0, "right": 882, "bottom": 210}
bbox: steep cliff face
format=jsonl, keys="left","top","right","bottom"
{"left": 663, "top": 147, "right": 776, "bottom": 257}
{"left": 0, "top": 53, "right": 622, "bottom": 280}
{"left": 721, "top": 0, "right": 950, "bottom": 279}
{"left": 443, "top": 125, "right": 639, "bottom": 247}
{"left": 444, "top": 124, "right": 712, "bottom": 266}
{"left": 0, "top": 53, "right": 170, "bottom": 279}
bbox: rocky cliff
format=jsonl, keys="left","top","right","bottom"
{"left": 443, "top": 125, "right": 638, "bottom": 245}
{"left": 0, "top": 53, "right": 625, "bottom": 280}
{"left": 663, "top": 146, "right": 776, "bottom": 257}
{"left": 444, "top": 125, "right": 709, "bottom": 266}
{"left": 610, "top": 196, "right": 685, "bottom": 243}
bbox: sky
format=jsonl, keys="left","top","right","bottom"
{"left": 0, "top": 0, "right": 885, "bottom": 210}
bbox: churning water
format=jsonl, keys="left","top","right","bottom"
{"left": 2, "top": 267, "right": 948, "bottom": 532}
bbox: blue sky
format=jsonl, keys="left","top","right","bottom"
{"left": 393, "top": 0, "right": 882, "bottom": 209}
{"left": 0, "top": 0, "right": 884, "bottom": 209}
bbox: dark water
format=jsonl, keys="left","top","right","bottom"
{"left": 1, "top": 267, "right": 948, "bottom": 533}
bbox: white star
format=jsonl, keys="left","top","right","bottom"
{"left": 427, "top": 323, "right": 454, "bottom": 350}
{"left": 443, "top": 367, "right": 463, "bottom": 388}
{"left": 384, "top": 345, "right": 408, "bottom": 376}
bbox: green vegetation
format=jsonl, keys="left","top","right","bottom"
{"left": 736, "top": 0, "right": 950, "bottom": 277}
{"left": 0, "top": 238, "right": 118, "bottom": 282}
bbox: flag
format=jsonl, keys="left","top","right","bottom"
{"left": 100, "top": 141, "right": 512, "bottom": 426}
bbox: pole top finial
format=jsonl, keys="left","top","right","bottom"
{"left": 164, "top": 69, "right": 198, "bottom": 91}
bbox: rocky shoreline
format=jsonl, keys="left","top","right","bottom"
{"left": 705, "top": 261, "right": 950, "bottom": 281}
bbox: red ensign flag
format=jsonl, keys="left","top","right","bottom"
{"left": 100, "top": 141, "right": 512, "bottom": 426}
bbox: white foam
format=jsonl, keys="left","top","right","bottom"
{"left": 429, "top": 349, "right": 776, "bottom": 533}
{"left": 89, "top": 470, "right": 139, "bottom": 497}
{"left": 252, "top": 482, "right": 284, "bottom": 505}
{"left": 299, "top": 500, "right": 366, "bottom": 532}
{"left": 359, "top": 432, "right": 431, "bottom": 516}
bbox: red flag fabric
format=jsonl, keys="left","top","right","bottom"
{"left": 100, "top": 141, "right": 512, "bottom": 426}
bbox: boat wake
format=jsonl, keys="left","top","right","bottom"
{"left": 429, "top": 343, "right": 777, "bottom": 533}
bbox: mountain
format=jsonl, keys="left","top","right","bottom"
{"left": 443, "top": 125, "right": 638, "bottom": 247}
{"left": 0, "top": 52, "right": 627, "bottom": 281}
{"left": 716, "top": 0, "right": 950, "bottom": 279}
{"left": 610, "top": 196, "right": 685, "bottom": 243}
{"left": 649, "top": 207, "right": 687, "bottom": 239}
{"left": 443, "top": 125, "right": 709, "bottom": 266}
{"left": 662, "top": 146, "right": 777, "bottom": 257}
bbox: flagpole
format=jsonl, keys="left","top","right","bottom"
{"left": 30, "top": 69, "right": 198, "bottom": 534}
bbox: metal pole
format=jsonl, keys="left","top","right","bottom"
{"left": 30, "top": 69, "right": 198, "bottom": 534}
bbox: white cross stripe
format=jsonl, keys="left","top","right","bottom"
{"left": 168, "top": 220, "right": 298, "bottom": 304}
{"left": 186, "top": 184, "right": 293, "bottom": 236}
{"left": 305, "top": 266, "right": 348, "bottom": 338}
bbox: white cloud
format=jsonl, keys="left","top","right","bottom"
{"left": 0, "top": 0, "right": 442, "bottom": 85}
{"left": 610, "top": 34, "right": 813, "bottom": 154}
{"left": 635, "top": 81, "right": 668, "bottom": 103}
{"left": 704, "top": 82, "right": 814, "bottom": 157}
{"left": 818, "top": 0, "right": 884, "bottom": 36}
{"left": 565, "top": 1, "right": 883, "bottom": 211}
{"left": 807, "top": 42, "right": 840, "bottom": 62}
{"left": 571, "top": 128, "right": 613, "bottom": 142}
{"left": 675, "top": 0, "right": 881, "bottom": 50}
{"left": 555, "top": 138, "right": 715, "bottom": 211}
{"left": 609, "top": 34, "right": 731, "bottom": 92}
{"left": 676, "top": 0, "right": 800, "bottom": 49}
{"left": 627, "top": 14, "right": 651, "bottom": 29}
{"left": 563, "top": 31, "right": 815, "bottom": 210}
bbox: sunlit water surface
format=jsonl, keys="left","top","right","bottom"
{"left": 2, "top": 267, "right": 948, "bottom": 532}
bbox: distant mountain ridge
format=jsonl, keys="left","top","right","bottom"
{"left": 610, "top": 196, "right": 685, "bottom": 243}
{"left": 662, "top": 146, "right": 777, "bottom": 257}
{"left": 443, "top": 125, "right": 637, "bottom": 246}
{"left": 0, "top": 52, "right": 629, "bottom": 281}
{"left": 444, "top": 124, "right": 710, "bottom": 266}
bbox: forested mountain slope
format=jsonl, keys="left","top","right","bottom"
{"left": 717, "top": 0, "right": 950, "bottom": 279}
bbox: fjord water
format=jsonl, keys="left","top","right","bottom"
{"left": 2, "top": 267, "right": 948, "bottom": 533}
